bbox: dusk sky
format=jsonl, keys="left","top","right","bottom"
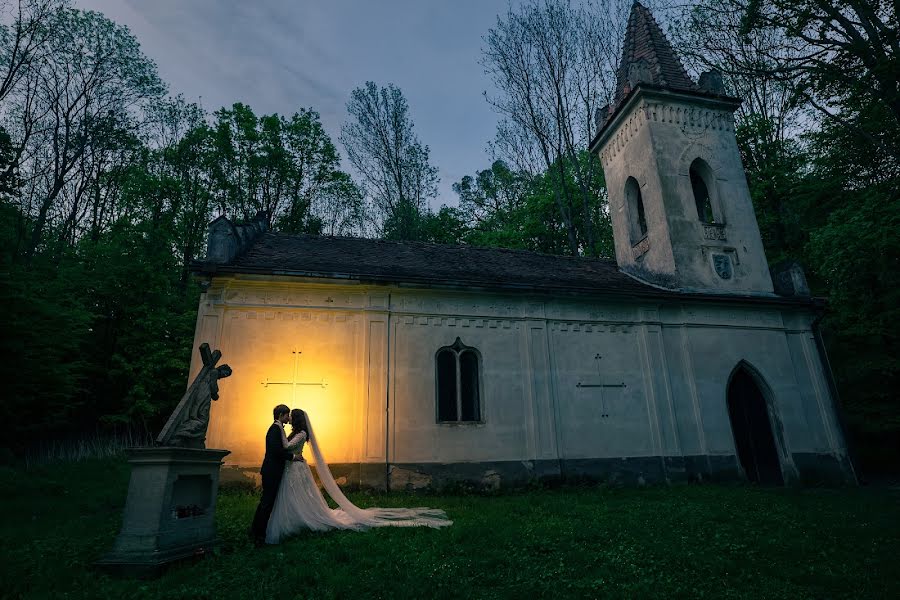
{"left": 77, "top": 0, "right": 520, "bottom": 208}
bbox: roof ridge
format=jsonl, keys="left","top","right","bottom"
{"left": 264, "top": 231, "right": 619, "bottom": 263}
{"left": 196, "top": 232, "right": 815, "bottom": 308}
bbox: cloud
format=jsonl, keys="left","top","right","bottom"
{"left": 76, "top": 0, "right": 510, "bottom": 206}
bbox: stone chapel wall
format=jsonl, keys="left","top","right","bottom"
{"left": 192, "top": 277, "right": 852, "bottom": 487}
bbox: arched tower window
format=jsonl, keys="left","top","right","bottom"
{"left": 436, "top": 337, "right": 481, "bottom": 423}
{"left": 624, "top": 177, "right": 648, "bottom": 243}
{"left": 690, "top": 159, "right": 716, "bottom": 223}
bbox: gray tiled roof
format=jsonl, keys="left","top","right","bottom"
{"left": 195, "top": 232, "right": 672, "bottom": 297}
{"left": 193, "top": 232, "right": 817, "bottom": 307}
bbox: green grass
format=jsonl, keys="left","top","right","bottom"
{"left": 1, "top": 459, "right": 898, "bottom": 599}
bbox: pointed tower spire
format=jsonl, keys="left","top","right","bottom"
{"left": 614, "top": 2, "right": 696, "bottom": 104}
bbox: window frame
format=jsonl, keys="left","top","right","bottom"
{"left": 624, "top": 176, "right": 648, "bottom": 245}
{"left": 434, "top": 337, "right": 483, "bottom": 424}
{"left": 688, "top": 158, "right": 724, "bottom": 225}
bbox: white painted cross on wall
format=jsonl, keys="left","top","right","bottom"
{"left": 260, "top": 348, "right": 328, "bottom": 404}
{"left": 576, "top": 353, "right": 626, "bottom": 418}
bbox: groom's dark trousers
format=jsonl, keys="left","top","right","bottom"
{"left": 250, "top": 423, "right": 293, "bottom": 543}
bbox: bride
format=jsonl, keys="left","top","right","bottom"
{"left": 265, "top": 408, "right": 452, "bottom": 543}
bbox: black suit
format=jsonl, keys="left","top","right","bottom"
{"left": 250, "top": 422, "right": 293, "bottom": 542}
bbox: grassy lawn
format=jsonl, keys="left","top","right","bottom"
{"left": 0, "top": 459, "right": 898, "bottom": 599}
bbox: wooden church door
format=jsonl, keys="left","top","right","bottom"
{"left": 727, "top": 368, "right": 784, "bottom": 485}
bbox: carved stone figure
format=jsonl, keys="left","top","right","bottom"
{"left": 157, "top": 343, "right": 232, "bottom": 448}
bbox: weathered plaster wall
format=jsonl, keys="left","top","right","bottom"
{"left": 598, "top": 91, "right": 774, "bottom": 295}
{"left": 192, "top": 276, "right": 852, "bottom": 488}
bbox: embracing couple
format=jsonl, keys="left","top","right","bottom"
{"left": 249, "top": 404, "right": 451, "bottom": 545}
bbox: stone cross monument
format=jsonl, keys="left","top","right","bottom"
{"left": 96, "top": 343, "right": 232, "bottom": 576}
{"left": 157, "top": 343, "right": 232, "bottom": 448}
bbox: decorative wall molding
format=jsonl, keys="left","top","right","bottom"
{"left": 645, "top": 102, "right": 733, "bottom": 132}
{"left": 599, "top": 100, "right": 735, "bottom": 164}
{"left": 217, "top": 286, "right": 366, "bottom": 309}
{"left": 216, "top": 284, "right": 790, "bottom": 333}
{"left": 702, "top": 223, "right": 727, "bottom": 241}
{"left": 397, "top": 315, "right": 521, "bottom": 330}
{"left": 393, "top": 294, "right": 520, "bottom": 318}
{"left": 549, "top": 322, "right": 635, "bottom": 334}
{"left": 679, "top": 306, "right": 783, "bottom": 329}
{"left": 227, "top": 308, "right": 361, "bottom": 325}
{"left": 600, "top": 104, "right": 649, "bottom": 163}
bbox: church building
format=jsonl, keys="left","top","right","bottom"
{"left": 190, "top": 3, "right": 855, "bottom": 489}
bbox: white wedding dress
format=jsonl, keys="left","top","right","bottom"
{"left": 265, "top": 415, "right": 451, "bottom": 544}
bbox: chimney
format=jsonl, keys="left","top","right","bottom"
{"left": 204, "top": 211, "right": 268, "bottom": 265}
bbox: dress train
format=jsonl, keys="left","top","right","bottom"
{"left": 265, "top": 418, "right": 451, "bottom": 543}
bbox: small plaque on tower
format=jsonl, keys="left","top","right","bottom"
{"left": 712, "top": 253, "right": 733, "bottom": 280}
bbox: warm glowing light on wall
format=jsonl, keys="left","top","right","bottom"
{"left": 204, "top": 315, "right": 362, "bottom": 467}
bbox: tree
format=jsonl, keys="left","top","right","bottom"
{"left": 144, "top": 95, "right": 216, "bottom": 277}
{"left": 0, "top": 0, "right": 68, "bottom": 103}
{"left": 804, "top": 175, "right": 900, "bottom": 473}
{"left": 0, "top": 245, "right": 91, "bottom": 450}
{"left": 734, "top": 115, "right": 807, "bottom": 263}
{"left": 340, "top": 81, "right": 438, "bottom": 240}
{"left": 482, "top": 0, "right": 636, "bottom": 256}
{"left": 672, "top": 0, "right": 810, "bottom": 252}
{"left": 208, "top": 103, "right": 361, "bottom": 235}
{"left": 738, "top": 0, "right": 899, "bottom": 157}
{"left": 673, "top": 0, "right": 804, "bottom": 140}
{"left": 311, "top": 170, "right": 364, "bottom": 237}
{"left": 0, "top": 125, "right": 18, "bottom": 201}
{"left": 72, "top": 215, "right": 199, "bottom": 433}
{"left": 276, "top": 109, "right": 363, "bottom": 236}
{"left": 451, "top": 155, "right": 613, "bottom": 256}
{"left": 2, "top": 7, "right": 165, "bottom": 260}
{"left": 452, "top": 158, "right": 558, "bottom": 252}
{"left": 419, "top": 206, "right": 468, "bottom": 245}
{"left": 453, "top": 159, "right": 528, "bottom": 227}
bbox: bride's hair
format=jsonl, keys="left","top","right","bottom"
{"left": 289, "top": 408, "right": 309, "bottom": 440}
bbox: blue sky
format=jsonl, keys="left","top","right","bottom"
{"left": 77, "top": 0, "right": 517, "bottom": 207}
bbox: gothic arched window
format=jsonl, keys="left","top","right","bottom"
{"left": 625, "top": 177, "right": 648, "bottom": 243}
{"left": 436, "top": 338, "right": 481, "bottom": 423}
{"left": 690, "top": 159, "right": 716, "bottom": 223}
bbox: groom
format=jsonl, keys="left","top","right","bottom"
{"left": 250, "top": 404, "right": 298, "bottom": 546}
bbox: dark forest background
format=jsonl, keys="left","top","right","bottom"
{"left": 0, "top": 0, "right": 896, "bottom": 476}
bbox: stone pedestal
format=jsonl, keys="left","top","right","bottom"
{"left": 95, "top": 447, "right": 230, "bottom": 576}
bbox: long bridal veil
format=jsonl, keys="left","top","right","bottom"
{"left": 305, "top": 414, "right": 452, "bottom": 529}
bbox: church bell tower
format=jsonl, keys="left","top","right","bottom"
{"left": 590, "top": 2, "right": 774, "bottom": 295}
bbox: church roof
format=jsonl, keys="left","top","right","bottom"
{"left": 612, "top": 2, "right": 696, "bottom": 105}
{"left": 196, "top": 232, "right": 663, "bottom": 297}
{"left": 193, "top": 232, "right": 817, "bottom": 307}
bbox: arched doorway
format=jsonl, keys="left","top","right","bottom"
{"left": 727, "top": 366, "right": 784, "bottom": 485}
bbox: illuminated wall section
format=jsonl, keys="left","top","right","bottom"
{"left": 192, "top": 280, "right": 376, "bottom": 467}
